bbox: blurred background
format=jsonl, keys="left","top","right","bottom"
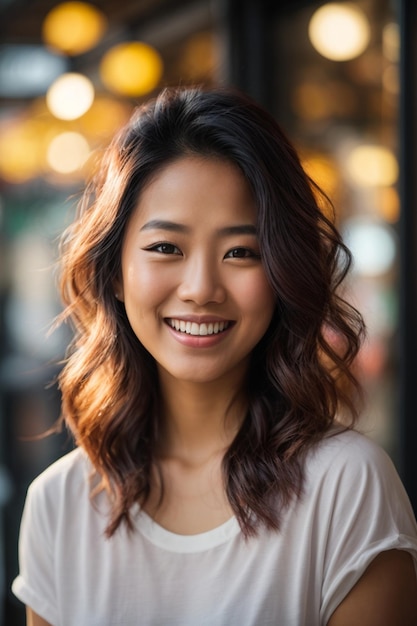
{"left": 1, "top": 0, "right": 416, "bottom": 623}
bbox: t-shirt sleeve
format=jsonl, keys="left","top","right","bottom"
{"left": 319, "top": 434, "right": 417, "bottom": 624}
{"left": 12, "top": 478, "right": 60, "bottom": 625}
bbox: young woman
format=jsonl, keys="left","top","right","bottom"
{"left": 13, "top": 87, "right": 417, "bottom": 625}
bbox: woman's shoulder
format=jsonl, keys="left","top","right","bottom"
{"left": 310, "top": 426, "right": 394, "bottom": 468}
{"left": 27, "top": 447, "right": 92, "bottom": 503}
{"left": 305, "top": 426, "right": 407, "bottom": 501}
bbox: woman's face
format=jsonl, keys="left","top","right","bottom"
{"left": 117, "top": 156, "right": 275, "bottom": 386}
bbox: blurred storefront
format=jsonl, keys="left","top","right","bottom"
{"left": 0, "top": 0, "right": 415, "bottom": 623}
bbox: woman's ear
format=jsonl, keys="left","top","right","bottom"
{"left": 112, "top": 276, "right": 124, "bottom": 302}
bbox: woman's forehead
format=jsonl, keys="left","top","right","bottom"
{"left": 126, "top": 155, "right": 258, "bottom": 232}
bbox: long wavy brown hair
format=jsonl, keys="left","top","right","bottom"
{"left": 57, "top": 86, "right": 365, "bottom": 537}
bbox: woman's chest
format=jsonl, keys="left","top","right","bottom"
{"left": 144, "top": 456, "right": 234, "bottom": 534}
{"left": 54, "top": 516, "right": 322, "bottom": 626}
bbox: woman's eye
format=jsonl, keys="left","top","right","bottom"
{"left": 148, "top": 243, "right": 181, "bottom": 255}
{"left": 226, "top": 247, "right": 259, "bottom": 259}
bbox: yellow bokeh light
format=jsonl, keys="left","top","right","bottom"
{"left": 302, "top": 154, "right": 339, "bottom": 197}
{"left": 309, "top": 3, "right": 370, "bottom": 61}
{"left": 46, "top": 72, "right": 94, "bottom": 120}
{"left": 42, "top": 2, "right": 107, "bottom": 55}
{"left": 346, "top": 145, "right": 398, "bottom": 187}
{"left": 78, "top": 96, "right": 132, "bottom": 140}
{"left": 379, "top": 187, "right": 400, "bottom": 223}
{"left": 100, "top": 42, "right": 163, "bottom": 97}
{"left": 302, "top": 153, "right": 340, "bottom": 219}
{"left": 46, "top": 131, "right": 90, "bottom": 174}
{"left": 0, "top": 119, "right": 46, "bottom": 183}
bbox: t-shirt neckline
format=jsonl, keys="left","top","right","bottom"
{"left": 134, "top": 508, "right": 241, "bottom": 553}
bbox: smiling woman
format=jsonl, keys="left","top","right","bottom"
{"left": 115, "top": 156, "right": 275, "bottom": 385}
{"left": 11, "top": 86, "right": 417, "bottom": 625}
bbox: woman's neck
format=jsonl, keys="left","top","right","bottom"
{"left": 156, "top": 372, "right": 247, "bottom": 466}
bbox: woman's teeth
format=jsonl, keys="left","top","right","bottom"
{"left": 168, "top": 319, "right": 230, "bottom": 336}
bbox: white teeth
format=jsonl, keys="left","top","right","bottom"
{"left": 168, "top": 319, "right": 230, "bottom": 336}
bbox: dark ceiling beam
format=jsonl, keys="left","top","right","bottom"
{"left": 219, "top": 0, "right": 273, "bottom": 109}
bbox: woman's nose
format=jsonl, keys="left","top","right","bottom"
{"left": 176, "top": 255, "right": 226, "bottom": 305}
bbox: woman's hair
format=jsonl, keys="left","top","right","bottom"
{"left": 58, "top": 86, "right": 365, "bottom": 537}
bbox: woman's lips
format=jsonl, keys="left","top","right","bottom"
{"left": 166, "top": 318, "right": 231, "bottom": 336}
{"left": 164, "top": 318, "right": 235, "bottom": 346}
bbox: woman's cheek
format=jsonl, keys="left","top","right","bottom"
{"left": 236, "top": 270, "right": 275, "bottom": 312}
{"left": 124, "top": 263, "right": 175, "bottom": 305}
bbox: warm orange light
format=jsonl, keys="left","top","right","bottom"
{"left": 42, "top": 2, "right": 107, "bottom": 55}
{"left": 346, "top": 145, "right": 398, "bottom": 187}
{"left": 78, "top": 96, "right": 132, "bottom": 140}
{"left": 383, "top": 65, "right": 399, "bottom": 95}
{"left": 100, "top": 42, "right": 163, "bottom": 97}
{"left": 46, "top": 131, "right": 90, "bottom": 174}
{"left": 177, "top": 32, "right": 217, "bottom": 80}
{"left": 301, "top": 152, "right": 339, "bottom": 218}
{"left": 293, "top": 80, "right": 357, "bottom": 120}
{"left": 309, "top": 3, "right": 370, "bottom": 61}
{"left": 379, "top": 187, "right": 400, "bottom": 223}
{"left": 0, "top": 119, "right": 46, "bottom": 183}
{"left": 46, "top": 72, "right": 94, "bottom": 120}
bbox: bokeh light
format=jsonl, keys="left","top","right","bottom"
{"left": 301, "top": 152, "right": 340, "bottom": 217}
{"left": 176, "top": 32, "right": 217, "bottom": 80}
{"left": 308, "top": 3, "right": 371, "bottom": 61}
{"left": 383, "top": 22, "right": 400, "bottom": 62}
{"left": 46, "top": 131, "right": 90, "bottom": 174}
{"left": 0, "top": 44, "right": 68, "bottom": 98}
{"left": 379, "top": 187, "right": 400, "bottom": 223}
{"left": 42, "top": 1, "right": 107, "bottom": 55}
{"left": 46, "top": 72, "right": 94, "bottom": 120}
{"left": 343, "top": 217, "right": 397, "bottom": 277}
{"left": 77, "top": 96, "right": 132, "bottom": 140}
{"left": 293, "top": 79, "right": 357, "bottom": 120}
{"left": 0, "top": 118, "right": 46, "bottom": 183}
{"left": 100, "top": 42, "right": 163, "bottom": 97}
{"left": 346, "top": 145, "right": 398, "bottom": 187}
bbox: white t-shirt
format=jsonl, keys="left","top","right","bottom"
{"left": 12, "top": 429, "right": 417, "bottom": 626}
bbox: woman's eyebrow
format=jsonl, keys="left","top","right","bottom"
{"left": 140, "top": 220, "right": 257, "bottom": 236}
{"left": 218, "top": 224, "right": 257, "bottom": 236}
{"left": 140, "top": 220, "right": 189, "bottom": 232}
